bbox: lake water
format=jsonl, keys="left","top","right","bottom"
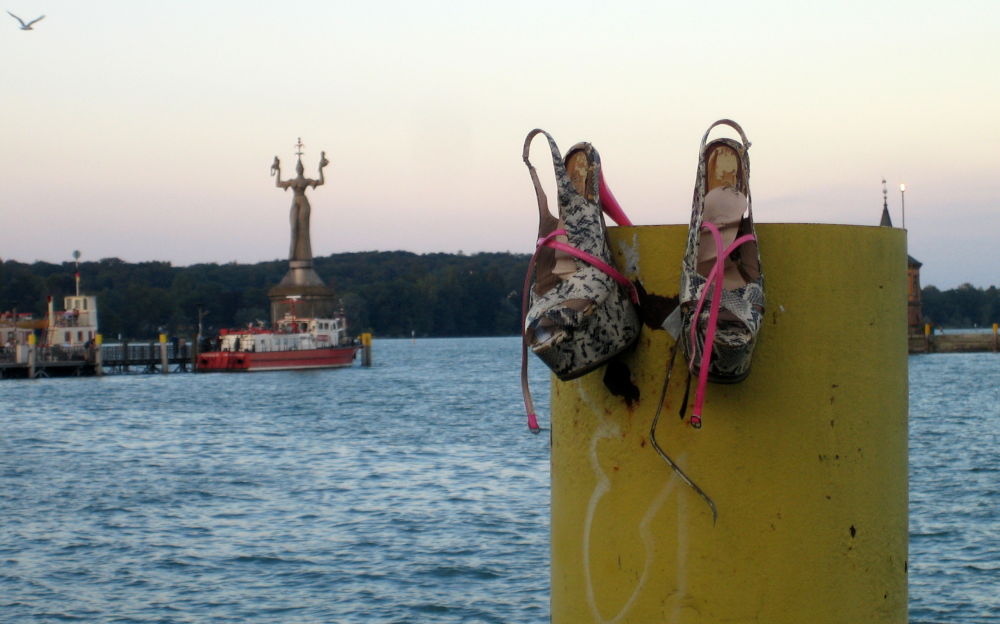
{"left": 1, "top": 338, "right": 996, "bottom": 623}
{"left": 908, "top": 352, "right": 998, "bottom": 623}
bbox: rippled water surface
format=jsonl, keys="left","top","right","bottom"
{"left": 1, "top": 340, "right": 997, "bottom": 622}
{"left": 908, "top": 353, "right": 999, "bottom": 623}
{"left": 1, "top": 338, "right": 551, "bottom": 623}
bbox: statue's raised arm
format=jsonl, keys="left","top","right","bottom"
{"left": 272, "top": 156, "right": 293, "bottom": 190}
{"left": 314, "top": 151, "right": 330, "bottom": 188}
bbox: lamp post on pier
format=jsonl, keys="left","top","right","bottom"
{"left": 899, "top": 183, "right": 906, "bottom": 229}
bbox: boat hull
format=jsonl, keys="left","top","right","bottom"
{"left": 196, "top": 346, "right": 358, "bottom": 372}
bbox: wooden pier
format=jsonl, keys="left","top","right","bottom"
{"left": 0, "top": 342, "right": 193, "bottom": 379}
{"left": 909, "top": 324, "right": 999, "bottom": 354}
{"left": 101, "top": 342, "right": 193, "bottom": 374}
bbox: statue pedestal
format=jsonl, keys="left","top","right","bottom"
{"left": 268, "top": 262, "right": 338, "bottom": 321}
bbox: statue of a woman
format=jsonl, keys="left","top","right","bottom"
{"left": 271, "top": 148, "right": 329, "bottom": 262}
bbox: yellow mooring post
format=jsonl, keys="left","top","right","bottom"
{"left": 360, "top": 332, "right": 373, "bottom": 367}
{"left": 95, "top": 334, "right": 103, "bottom": 376}
{"left": 27, "top": 333, "right": 37, "bottom": 379}
{"left": 550, "top": 224, "right": 908, "bottom": 624}
{"left": 159, "top": 333, "right": 169, "bottom": 374}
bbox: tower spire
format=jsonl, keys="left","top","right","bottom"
{"left": 879, "top": 178, "right": 893, "bottom": 227}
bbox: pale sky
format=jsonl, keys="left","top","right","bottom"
{"left": 2, "top": 1, "right": 997, "bottom": 289}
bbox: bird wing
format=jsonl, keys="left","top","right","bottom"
{"left": 26, "top": 15, "right": 45, "bottom": 27}
{"left": 7, "top": 11, "right": 28, "bottom": 27}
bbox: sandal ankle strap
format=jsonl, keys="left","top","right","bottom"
{"left": 700, "top": 119, "right": 751, "bottom": 152}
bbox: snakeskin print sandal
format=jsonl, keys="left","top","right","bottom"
{"left": 520, "top": 129, "right": 640, "bottom": 433}
{"left": 679, "top": 119, "right": 764, "bottom": 428}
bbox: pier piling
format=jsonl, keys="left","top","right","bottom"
{"left": 360, "top": 332, "right": 372, "bottom": 367}
{"left": 27, "top": 334, "right": 36, "bottom": 379}
{"left": 549, "top": 224, "right": 909, "bottom": 623}
{"left": 159, "top": 333, "right": 169, "bottom": 374}
{"left": 95, "top": 334, "right": 103, "bottom": 376}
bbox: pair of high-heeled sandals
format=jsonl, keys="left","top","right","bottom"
{"left": 520, "top": 119, "right": 765, "bottom": 435}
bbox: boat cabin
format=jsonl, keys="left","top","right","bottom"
{"left": 218, "top": 314, "right": 348, "bottom": 353}
{"left": 46, "top": 294, "right": 99, "bottom": 347}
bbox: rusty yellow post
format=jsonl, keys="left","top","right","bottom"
{"left": 550, "top": 224, "right": 908, "bottom": 623}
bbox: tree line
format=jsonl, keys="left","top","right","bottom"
{"left": 1, "top": 255, "right": 996, "bottom": 339}
{"left": 921, "top": 284, "right": 1000, "bottom": 329}
{"left": 0, "top": 252, "right": 528, "bottom": 340}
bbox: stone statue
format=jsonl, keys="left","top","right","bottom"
{"left": 271, "top": 138, "right": 329, "bottom": 262}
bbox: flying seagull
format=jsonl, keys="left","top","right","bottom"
{"left": 7, "top": 11, "right": 44, "bottom": 29}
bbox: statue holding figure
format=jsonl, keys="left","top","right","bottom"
{"left": 271, "top": 138, "right": 329, "bottom": 262}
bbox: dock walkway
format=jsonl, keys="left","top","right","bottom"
{"left": 909, "top": 331, "right": 999, "bottom": 354}
{"left": 0, "top": 343, "right": 193, "bottom": 379}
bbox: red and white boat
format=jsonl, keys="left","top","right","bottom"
{"left": 196, "top": 308, "right": 359, "bottom": 372}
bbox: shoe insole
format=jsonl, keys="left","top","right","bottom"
{"left": 550, "top": 149, "right": 593, "bottom": 280}
{"left": 698, "top": 144, "right": 748, "bottom": 289}
{"left": 707, "top": 143, "right": 739, "bottom": 190}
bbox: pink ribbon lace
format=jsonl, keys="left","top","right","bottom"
{"left": 521, "top": 229, "right": 637, "bottom": 433}
{"left": 599, "top": 169, "right": 632, "bottom": 227}
{"left": 688, "top": 222, "right": 757, "bottom": 428}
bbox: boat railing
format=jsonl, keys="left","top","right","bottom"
{"left": 100, "top": 342, "right": 189, "bottom": 363}
{"left": 49, "top": 313, "right": 95, "bottom": 328}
